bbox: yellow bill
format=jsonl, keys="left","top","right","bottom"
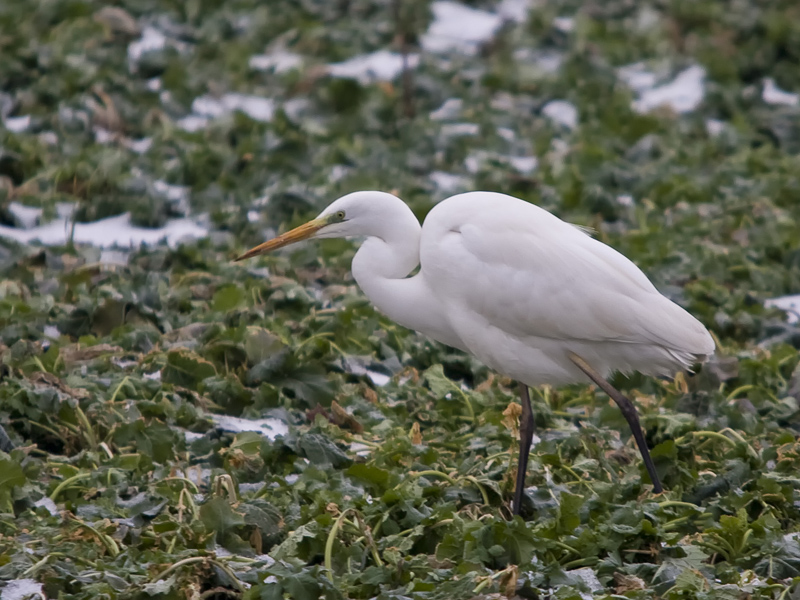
{"left": 234, "top": 218, "right": 327, "bottom": 262}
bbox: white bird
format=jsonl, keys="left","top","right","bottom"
{"left": 236, "top": 191, "right": 715, "bottom": 515}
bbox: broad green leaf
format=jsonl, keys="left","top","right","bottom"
{"left": 212, "top": 284, "right": 245, "bottom": 311}
{"left": 297, "top": 433, "right": 352, "bottom": 468}
{"left": 558, "top": 492, "right": 582, "bottom": 534}
{"left": 424, "top": 364, "right": 458, "bottom": 397}
{"left": 0, "top": 455, "right": 25, "bottom": 512}
{"left": 231, "top": 431, "right": 263, "bottom": 455}
{"left": 199, "top": 497, "right": 246, "bottom": 537}
{"left": 161, "top": 349, "right": 216, "bottom": 389}
{"left": 346, "top": 463, "right": 391, "bottom": 490}
{"left": 244, "top": 326, "right": 285, "bottom": 365}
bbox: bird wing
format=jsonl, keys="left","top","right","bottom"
{"left": 419, "top": 194, "right": 713, "bottom": 356}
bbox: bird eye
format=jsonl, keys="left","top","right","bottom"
{"left": 335, "top": 210, "right": 345, "bottom": 220}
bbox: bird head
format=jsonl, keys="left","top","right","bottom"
{"left": 234, "top": 191, "right": 402, "bottom": 261}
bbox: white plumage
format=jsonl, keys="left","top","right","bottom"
{"left": 418, "top": 192, "right": 714, "bottom": 384}
{"left": 236, "top": 190, "right": 715, "bottom": 513}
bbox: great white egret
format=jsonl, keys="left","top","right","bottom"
{"left": 236, "top": 191, "right": 715, "bottom": 515}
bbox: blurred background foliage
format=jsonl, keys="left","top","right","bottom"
{"left": 0, "top": 0, "right": 800, "bottom": 598}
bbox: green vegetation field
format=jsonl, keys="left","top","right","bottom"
{"left": 1, "top": 0, "right": 800, "bottom": 598}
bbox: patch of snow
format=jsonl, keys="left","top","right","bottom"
{"left": 0, "top": 579, "right": 45, "bottom": 600}
{"left": 178, "top": 94, "right": 275, "bottom": 131}
{"left": 126, "top": 137, "right": 153, "bottom": 153}
{"left": 38, "top": 131, "right": 58, "bottom": 146}
{"left": 536, "top": 50, "right": 564, "bottom": 73}
{"left": 93, "top": 130, "right": 152, "bottom": 154}
{"left": 127, "top": 26, "right": 166, "bottom": 70}
{"left": 366, "top": 370, "right": 390, "bottom": 386}
{"left": 112, "top": 357, "right": 138, "bottom": 370}
{"left": 430, "top": 171, "right": 470, "bottom": 194}
{"left": 466, "top": 151, "right": 538, "bottom": 175}
{"left": 247, "top": 210, "right": 261, "bottom": 223}
{"left": 209, "top": 414, "right": 288, "bottom": 440}
{"left": 635, "top": 6, "right": 661, "bottom": 31}
{"left": 553, "top": 16, "right": 575, "bottom": 33}
{"left": 44, "top": 325, "right": 60, "bottom": 339}
{"left": 0, "top": 212, "right": 207, "bottom": 249}
{"left": 706, "top": 119, "right": 726, "bottom": 137}
{"left": 327, "top": 50, "right": 419, "bottom": 84}
{"left": 144, "top": 371, "right": 161, "bottom": 381}
{"left": 100, "top": 249, "right": 128, "bottom": 266}
{"left": 94, "top": 127, "right": 115, "bottom": 144}
{"left": 497, "top": 0, "right": 535, "bottom": 23}
{"left": 430, "top": 98, "right": 463, "bottom": 121}
{"left": 249, "top": 50, "right": 302, "bottom": 74}
{"left": 765, "top": 295, "right": 800, "bottom": 324}
{"left": 283, "top": 98, "right": 310, "bottom": 121}
{"left": 515, "top": 49, "right": 564, "bottom": 74}
{"left": 56, "top": 203, "right": 74, "bottom": 219}
{"left": 507, "top": 155, "right": 538, "bottom": 174}
{"left": 184, "top": 430, "right": 204, "bottom": 442}
{"left": 153, "top": 180, "right": 190, "bottom": 205}
{"left": 191, "top": 95, "right": 228, "bottom": 118}
{"left": 465, "top": 151, "right": 488, "bottom": 174}
{"left": 497, "top": 127, "right": 515, "bottom": 142}
{"left": 569, "top": 567, "right": 603, "bottom": 592}
{"left": 441, "top": 122, "right": 480, "bottom": 136}
{"left": 542, "top": 100, "right": 578, "bottom": 129}
{"left": 628, "top": 65, "right": 706, "bottom": 114}
{"left": 617, "top": 62, "right": 659, "bottom": 94}
{"left": 546, "top": 138, "right": 570, "bottom": 174}
{"left": 762, "top": 78, "right": 799, "bottom": 107}
{"left": 7, "top": 202, "right": 42, "bottom": 229}
{"left": 422, "top": 1, "right": 503, "bottom": 55}
{"left": 253, "top": 554, "right": 277, "bottom": 567}
{"left": 175, "top": 115, "right": 209, "bottom": 132}
{"left": 34, "top": 497, "right": 59, "bottom": 515}
{"left": 350, "top": 442, "right": 372, "bottom": 457}
{"left": 4, "top": 115, "right": 30, "bottom": 133}
{"left": 147, "top": 78, "right": 162, "bottom": 92}
{"left": 343, "top": 356, "right": 392, "bottom": 386}
{"left": 491, "top": 93, "right": 515, "bottom": 112}
{"left": 227, "top": 94, "right": 275, "bottom": 121}
{"left": 329, "top": 165, "right": 350, "bottom": 183}
{"left": 616, "top": 194, "right": 634, "bottom": 207}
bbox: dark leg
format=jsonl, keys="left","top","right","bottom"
{"left": 0, "top": 425, "right": 14, "bottom": 453}
{"left": 513, "top": 382, "right": 535, "bottom": 515}
{"left": 568, "top": 352, "right": 663, "bottom": 493}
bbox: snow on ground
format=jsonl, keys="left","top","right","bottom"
{"left": 127, "top": 26, "right": 166, "bottom": 68}
{"left": 7, "top": 202, "right": 42, "bottom": 229}
{"left": 126, "top": 26, "right": 190, "bottom": 72}
{"left": 542, "top": 100, "right": 578, "bottom": 129}
{"left": 4, "top": 115, "right": 30, "bottom": 132}
{"left": 618, "top": 64, "right": 706, "bottom": 114}
{"left": 497, "top": 0, "right": 535, "bottom": 23}
{"left": 765, "top": 295, "right": 800, "bottom": 325}
{"left": 0, "top": 211, "right": 206, "bottom": 249}
{"left": 762, "top": 78, "right": 799, "bottom": 107}
{"left": 249, "top": 49, "right": 303, "bottom": 74}
{"left": 0, "top": 579, "right": 45, "bottom": 600}
{"left": 430, "top": 171, "right": 471, "bottom": 195}
{"left": 208, "top": 414, "right": 289, "bottom": 440}
{"left": 177, "top": 93, "right": 275, "bottom": 131}
{"left": 327, "top": 50, "right": 420, "bottom": 84}
{"left": 422, "top": 1, "right": 504, "bottom": 54}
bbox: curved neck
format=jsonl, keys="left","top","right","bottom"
{"left": 351, "top": 209, "right": 423, "bottom": 324}
{"left": 350, "top": 208, "right": 462, "bottom": 349}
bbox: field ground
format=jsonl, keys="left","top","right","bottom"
{"left": 1, "top": 0, "right": 800, "bottom": 598}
